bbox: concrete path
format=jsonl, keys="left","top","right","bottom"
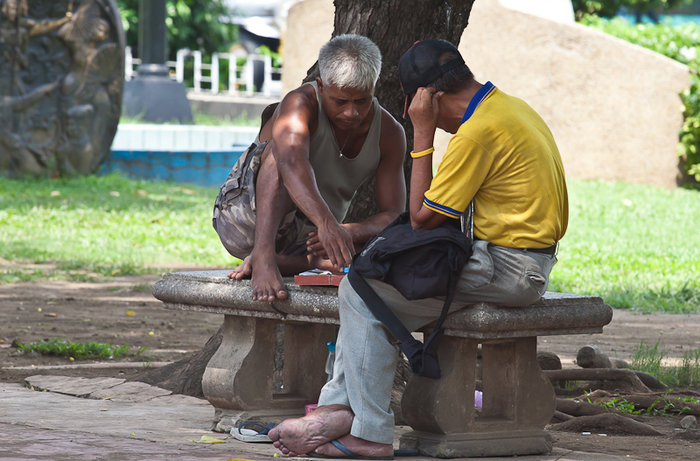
{"left": 0, "top": 375, "right": 638, "bottom": 461}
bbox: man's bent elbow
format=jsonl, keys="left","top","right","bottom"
{"left": 410, "top": 208, "right": 446, "bottom": 230}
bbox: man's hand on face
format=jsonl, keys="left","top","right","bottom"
{"left": 407, "top": 87, "right": 440, "bottom": 137}
{"left": 312, "top": 220, "right": 355, "bottom": 271}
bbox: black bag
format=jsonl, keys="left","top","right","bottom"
{"left": 347, "top": 212, "right": 472, "bottom": 378}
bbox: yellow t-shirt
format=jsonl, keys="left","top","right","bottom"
{"left": 423, "top": 83, "right": 568, "bottom": 248}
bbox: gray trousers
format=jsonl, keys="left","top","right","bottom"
{"left": 317, "top": 240, "right": 557, "bottom": 444}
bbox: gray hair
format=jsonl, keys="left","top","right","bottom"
{"left": 318, "top": 34, "right": 381, "bottom": 92}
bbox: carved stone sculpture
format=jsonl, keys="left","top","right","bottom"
{"left": 0, "top": 0, "right": 124, "bottom": 176}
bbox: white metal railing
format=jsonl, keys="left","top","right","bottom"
{"left": 125, "top": 46, "right": 282, "bottom": 97}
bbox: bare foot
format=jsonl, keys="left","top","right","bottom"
{"left": 250, "top": 255, "right": 288, "bottom": 302}
{"left": 228, "top": 254, "right": 288, "bottom": 301}
{"left": 268, "top": 404, "right": 353, "bottom": 455}
{"left": 228, "top": 255, "right": 252, "bottom": 280}
{"left": 314, "top": 434, "right": 394, "bottom": 459}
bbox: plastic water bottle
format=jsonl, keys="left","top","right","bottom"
{"left": 325, "top": 341, "right": 336, "bottom": 382}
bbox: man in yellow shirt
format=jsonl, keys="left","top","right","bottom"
{"left": 269, "top": 39, "right": 568, "bottom": 458}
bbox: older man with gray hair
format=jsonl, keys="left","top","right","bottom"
{"left": 213, "top": 34, "right": 406, "bottom": 302}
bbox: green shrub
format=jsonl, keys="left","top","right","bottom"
{"left": 580, "top": 15, "right": 700, "bottom": 186}
{"left": 572, "top": 1, "right": 690, "bottom": 20}
{"left": 572, "top": 1, "right": 624, "bottom": 19}
{"left": 681, "top": 74, "right": 700, "bottom": 184}
{"left": 116, "top": 0, "right": 238, "bottom": 62}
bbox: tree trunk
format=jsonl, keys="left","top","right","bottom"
{"left": 136, "top": 0, "right": 475, "bottom": 397}
{"left": 134, "top": 325, "right": 223, "bottom": 397}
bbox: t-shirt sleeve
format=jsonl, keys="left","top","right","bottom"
{"left": 423, "top": 132, "right": 491, "bottom": 219}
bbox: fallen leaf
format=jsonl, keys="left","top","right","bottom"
{"left": 110, "top": 191, "right": 120, "bottom": 197}
{"left": 44, "top": 313, "right": 58, "bottom": 318}
{"left": 134, "top": 189, "right": 148, "bottom": 196}
{"left": 148, "top": 331, "right": 155, "bottom": 336}
{"left": 126, "top": 311, "right": 136, "bottom": 316}
{"left": 195, "top": 435, "right": 227, "bottom": 444}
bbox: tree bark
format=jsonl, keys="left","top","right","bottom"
{"left": 133, "top": 325, "right": 223, "bottom": 397}
{"left": 548, "top": 413, "right": 663, "bottom": 436}
{"left": 544, "top": 368, "right": 654, "bottom": 394}
{"left": 136, "top": 0, "right": 475, "bottom": 397}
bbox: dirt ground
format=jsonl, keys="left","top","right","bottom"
{"left": 1, "top": 270, "right": 699, "bottom": 461}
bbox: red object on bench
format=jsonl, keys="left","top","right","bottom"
{"left": 294, "top": 273, "right": 345, "bottom": 287}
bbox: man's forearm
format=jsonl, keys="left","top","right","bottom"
{"left": 343, "top": 209, "right": 402, "bottom": 245}
{"left": 276, "top": 150, "right": 338, "bottom": 229}
{"left": 409, "top": 156, "right": 432, "bottom": 215}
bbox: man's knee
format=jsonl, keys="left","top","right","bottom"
{"left": 337, "top": 277, "right": 355, "bottom": 303}
{"left": 213, "top": 206, "right": 255, "bottom": 258}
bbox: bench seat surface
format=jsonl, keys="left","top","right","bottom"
{"left": 153, "top": 270, "right": 612, "bottom": 338}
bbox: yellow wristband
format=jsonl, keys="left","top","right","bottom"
{"left": 410, "top": 147, "right": 434, "bottom": 158}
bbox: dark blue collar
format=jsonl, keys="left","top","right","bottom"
{"left": 460, "top": 81, "right": 495, "bottom": 125}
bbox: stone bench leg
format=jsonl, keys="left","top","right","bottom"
{"left": 400, "top": 336, "right": 555, "bottom": 458}
{"left": 203, "top": 315, "right": 336, "bottom": 432}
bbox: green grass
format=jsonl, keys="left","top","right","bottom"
{"left": 631, "top": 341, "right": 700, "bottom": 389}
{"left": 0, "top": 173, "right": 237, "bottom": 282}
{"left": 15, "top": 337, "right": 146, "bottom": 360}
{"left": 548, "top": 179, "right": 700, "bottom": 313}
{"left": 1, "top": 174, "right": 698, "bottom": 313}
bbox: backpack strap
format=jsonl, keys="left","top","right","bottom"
{"left": 347, "top": 267, "right": 459, "bottom": 379}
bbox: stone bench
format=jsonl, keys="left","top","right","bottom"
{"left": 152, "top": 270, "right": 613, "bottom": 458}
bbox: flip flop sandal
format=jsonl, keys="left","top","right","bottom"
{"left": 230, "top": 420, "right": 275, "bottom": 443}
{"left": 308, "top": 439, "right": 395, "bottom": 459}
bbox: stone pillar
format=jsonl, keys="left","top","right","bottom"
{"left": 400, "top": 336, "right": 555, "bottom": 458}
{"left": 203, "top": 315, "right": 336, "bottom": 433}
{"left": 122, "top": 0, "right": 192, "bottom": 123}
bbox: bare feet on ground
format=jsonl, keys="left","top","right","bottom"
{"left": 314, "top": 434, "right": 394, "bottom": 459}
{"left": 227, "top": 254, "right": 288, "bottom": 301}
{"left": 268, "top": 404, "right": 354, "bottom": 456}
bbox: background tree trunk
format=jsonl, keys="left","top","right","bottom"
{"left": 137, "top": 0, "right": 475, "bottom": 398}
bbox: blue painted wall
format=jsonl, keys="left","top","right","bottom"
{"left": 102, "top": 148, "right": 247, "bottom": 187}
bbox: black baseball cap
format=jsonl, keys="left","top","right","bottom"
{"left": 398, "top": 39, "right": 465, "bottom": 95}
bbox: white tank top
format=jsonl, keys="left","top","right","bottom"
{"left": 306, "top": 81, "right": 382, "bottom": 223}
